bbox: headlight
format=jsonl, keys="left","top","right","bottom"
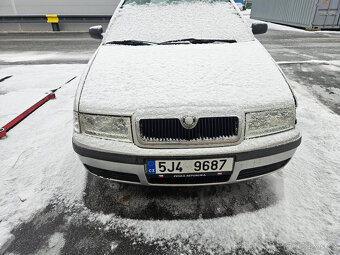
{"left": 73, "top": 111, "right": 80, "bottom": 133}
{"left": 245, "top": 108, "right": 295, "bottom": 139}
{"left": 79, "top": 113, "right": 132, "bottom": 142}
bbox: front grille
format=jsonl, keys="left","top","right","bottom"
{"left": 139, "top": 117, "right": 239, "bottom": 144}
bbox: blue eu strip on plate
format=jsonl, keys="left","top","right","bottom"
{"left": 146, "top": 160, "right": 156, "bottom": 174}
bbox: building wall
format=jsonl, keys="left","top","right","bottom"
{"left": 0, "top": 0, "right": 120, "bottom": 31}
{"left": 0, "top": 0, "right": 119, "bottom": 15}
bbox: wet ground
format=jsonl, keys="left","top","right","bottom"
{"left": 256, "top": 30, "right": 340, "bottom": 116}
{"left": 6, "top": 174, "right": 288, "bottom": 255}
{"left": 1, "top": 28, "right": 339, "bottom": 254}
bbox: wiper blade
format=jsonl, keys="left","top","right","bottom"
{"left": 106, "top": 40, "right": 156, "bottom": 46}
{"left": 160, "top": 38, "right": 237, "bottom": 45}
{"left": 106, "top": 38, "right": 237, "bottom": 46}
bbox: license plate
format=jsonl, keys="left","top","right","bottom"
{"left": 146, "top": 158, "right": 234, "bottom": 175}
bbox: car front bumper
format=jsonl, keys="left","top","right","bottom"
{"left": 72, "top": 129, "right": 301, "bottom": 186}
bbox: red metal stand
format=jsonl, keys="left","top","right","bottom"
{"left": 0, "top": 93, "right": 56, "bottom": 138}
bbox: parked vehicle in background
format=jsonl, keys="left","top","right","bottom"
{"left": 235, "top": 2, "right": 245, "bottom": 11}
{"left": 235, "top": 0, "right": 246, "bottom": 10}
{"left": 73, "top": 0, "right": 301, "bottom": 186}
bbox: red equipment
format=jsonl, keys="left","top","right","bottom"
{"left": 0, "top": 93, "right": 56, "bottom": 138}
{"left": 0, "top": 76, "right": 76, "bottom": 138}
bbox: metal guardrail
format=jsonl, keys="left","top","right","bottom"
{"left": 0, "top": 15, "right": 112, "bottom": 31}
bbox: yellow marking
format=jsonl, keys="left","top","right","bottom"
{"left": 46, "top": 15, "right": 59, "bottom": 23}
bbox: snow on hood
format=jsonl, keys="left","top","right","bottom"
{"left": 79, "top": 41, "right": 295, "bottom": 116}
{"left": 104, "top": 1, "right": 254, "bottom": 44}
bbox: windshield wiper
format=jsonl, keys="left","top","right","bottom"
{"left": 160, "top": 38, "right": 237, "bottom": 45}
{"left": 106, "top": 40, "right": 156, "bottom": 46}
{"left": 105, "top": 38, "right": 237, "bottom": 46}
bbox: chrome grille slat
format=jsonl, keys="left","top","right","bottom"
{"left": 139, "top": 117, "right": 239, "bottom": 144}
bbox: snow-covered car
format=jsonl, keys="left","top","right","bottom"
{"left": 72, "top": 0, "right": 301, "bottom": 186}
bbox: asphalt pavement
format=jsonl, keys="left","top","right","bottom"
{"left": 1, "top": 28, "right": 340, "bottom": 254}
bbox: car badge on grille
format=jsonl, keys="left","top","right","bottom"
{"left": 180, "top": 116, "right": 198, "bottom": 129}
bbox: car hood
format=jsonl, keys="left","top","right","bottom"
{"left": 79, "top": 41, "right": 295, "bottom": 116}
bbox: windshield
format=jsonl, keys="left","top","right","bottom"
{"left": 123, "top": 0, "right": 230, "bottom": 5}
{"left": 105, "top": 0, "right": 253, "bottom": 45}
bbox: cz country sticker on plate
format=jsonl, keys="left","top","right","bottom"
{"left": 146, "top": 158, "right": 234, "bottom": 175}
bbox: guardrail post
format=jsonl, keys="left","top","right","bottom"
{"left": 51, "top": 23, "right": 60, "bottom": 31}
{"left": 46, "top": 14, "right": 60, "bottom": 31}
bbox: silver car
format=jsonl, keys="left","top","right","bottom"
{"left": 73, "top": 0, "right": 301, "bottom": 186}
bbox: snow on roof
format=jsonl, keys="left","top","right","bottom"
{"left": 104, "top": 2, "right": 254, "bottom": 44}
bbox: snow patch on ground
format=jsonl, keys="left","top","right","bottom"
{"left": 0, "top": 52, "right": 91, "bottom": 64}
{"left": 0, "top": 65, "right": 81, "bottom": 123}
{"left": 0, "top": 64, "right": 86, "bottom": 249}
{"left": 36, "top": 232, "right": 65, "bottom": 255}
{"left": 312, "top": 85, "right": 340, "bottom": 106}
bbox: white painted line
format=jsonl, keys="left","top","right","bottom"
{"left": 277, "top": 60, "right": 336, "bottom": 65}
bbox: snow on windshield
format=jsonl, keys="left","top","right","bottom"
{"left": 105, "top": 1, "right": 254, "bottom": 44}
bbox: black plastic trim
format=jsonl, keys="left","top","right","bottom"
{"left": 237, "top": 159, "right": 291, "bottom": 180}
{"left": 73, "top": 137, "right": 301, "bottom": 165}
{"left": 147, "top": 174, "right": 231, "bottom": 185}
{"left": 84, "top": 164, "right": 140, "bottom": 183}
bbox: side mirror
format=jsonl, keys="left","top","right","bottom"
{"left": 252, "top": 23, "right": 268, "bottom": 35}
{"left": 89, "top": 25, "right": 103, "bottom": 39}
